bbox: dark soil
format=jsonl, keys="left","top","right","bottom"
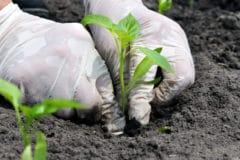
{"left": 1, "top": 0, "right": 240, "bottom": 159}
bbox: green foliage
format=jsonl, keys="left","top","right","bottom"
{"left": 21, "top": 99, "right": 85, "bottom": 120}
{"left": 81, "top": 14, "right": 113, "bottom": 30}
{"left": 21, "top": 145, "right": 33, "bottom": 160}
{"left": 34, "top": 132, "right": 47, "bottom": 160}
{"left": 81, "top": 14, "right": 172, "bottom": 112}
{"left": 0, "top": 79, "right": 85, "bottom": 160}
{"left": 158, "top": 0, "right": 173, "bottom": 13}
{"left": 159, "top": 126, "right": 171, "bottom": 134}
{"left": 113, "top": 14, "right": 140, "bottom": 48}
{"left": 0, "top": 79, "right": 21, "bottom": 108}
{"left": 132, "top": 57, "right": 154, "bottom": 82}
{"left": 138, "top": 47, "right": 173, "bottom": 73}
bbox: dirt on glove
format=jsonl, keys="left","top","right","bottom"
{"left": 0, "top": 0, "right": 240, "bottom": 159}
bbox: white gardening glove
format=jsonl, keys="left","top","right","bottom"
{"left": 84, "top": 0, "right": 195, "bottom": 127}
{"left": 0, "top": 2, "right": 125, "bottom": 135}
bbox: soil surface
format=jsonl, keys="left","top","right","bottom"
{"left": 1, "top": 0, "right": 240, "bottom": 160}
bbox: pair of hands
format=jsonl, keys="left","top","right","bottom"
{"left": 0, "top": 0, "right": 195, "bottom": 135}
{"left": 84, "top": 0, "right": 195, "bottom": 127}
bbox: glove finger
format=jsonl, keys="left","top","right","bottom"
{"left": 150, "top": 15, "right": 195, "bottom": 105}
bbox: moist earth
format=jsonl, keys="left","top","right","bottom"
{"left": 0, "top": 0, "right": 240, "bottom": 160}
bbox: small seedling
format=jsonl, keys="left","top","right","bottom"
{"left": 159, "top": 126, "right": 171, "bottom": 134}
{"left": 158, "top": 0, "right": 173, "bottom": 13}
{"left": 81, "top": 14, "right": 173, "bottom": 112}
{"left": 0, "top": 79, "right": 85, "bottom": 160}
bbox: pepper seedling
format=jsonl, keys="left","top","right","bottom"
{"left": 81, "top": 14, "right": 173, "bottom": 112}
{"left": 0, "top": 79, "right": 85, "bottom": 160}
{"left": 158, "top": 0, "right": 173, "bottom": 13}
{"left": 159, "top": 126, "right": 171, "bottom": 134}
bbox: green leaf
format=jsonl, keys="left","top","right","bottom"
{"left": 0, "top": 79, "right": 21, "bottom": 109}
{"left": 127, "top": 77, "right": 162, "bottom": 93}
{"left": 159, "top": 126, "right": 171, "bottom": 134}
{"left": 20, "top": 99, "right": 85, "bottom": 119}
{"left": 154, "top": 48, "right": 163, "bottom": 53}
{"left": 136, "top": 77, "right": 162, "bottom": 85}
{"left": 30, "top": 99, "right": 86, "bottom": 119}
{"left": 34, "top": 132, "right": 47, "bottom": 160}
{"left": 132, "top": 57, "right": 154, "bottom": 82}
{"left": 114, "top": 13, "right": 140, "bottom": 47}
{"left": 20, "top": 105, "right": 34, "bottom": 133}
{"left": 138, "top": 47, "right": 173, "bottom": 73}
{"left": 21, "top": 145, "right": 33, "bottom": 160}
{"left": 43, "top": 98, "right": 85, "bottom": 109}
{"left": 29, "top": 104, "right": 46, "bottom": 119}
{"left": 20, "top": 104, "right": 45, "bottom": 119}
{"left": 127, "top": 57, "right": 154, "bottom": 92}
{"left": 20, "top": 105, "right": 33, "bottom": 118}
{"left": 158, "top": 0, "right": 172, "bottom": 13}
{"left": 81, "top": 14, "right": 114, "bottom": 30}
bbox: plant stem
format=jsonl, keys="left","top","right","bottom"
{"left": 30, "top": 120, "right": 39, "bottom": 142}
{"left": 25, "top": 118, "right": 33, "bottom": 144}
{"left": 113, "top": 35, "right": 127, "bottom": 112}
{"left": 14, "top": 106, "right": 29, "bottom": 146}
{"left": 119, "top": 49, "right": 126, "bottom": 112}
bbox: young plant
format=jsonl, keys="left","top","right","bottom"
{"left": 159, "top": 126, "right": 171, "bottom": 134}
{"left": 81, "top": 14, "right": 173, "bottom": 112}
{"left": 158, "top": 0, "right": 173, "bottom": 13}
{"left": 0, "top": 79, "right": 85, "bottom": 160}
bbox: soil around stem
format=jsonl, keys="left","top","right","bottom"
{"left": 0, "top": 0, "right": 240, "bottom": 159}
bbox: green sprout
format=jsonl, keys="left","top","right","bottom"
{"left": 159, "top": 126, "right": 171, "bottom": 134}
{"left": 81, "top": 14, "right": 173, "bottom": 112}
{"left": 158, "top": 0, "right": 173, "bottom": 13}
{"left": 0, "top": 79, "right": 85, "bottom": 160}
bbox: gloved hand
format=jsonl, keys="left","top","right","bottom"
{"left": 84, "top": 0, "right": 195, "bottom": 127}
{"left": 0, "top": 2, "right": 125, "bottom": 135}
